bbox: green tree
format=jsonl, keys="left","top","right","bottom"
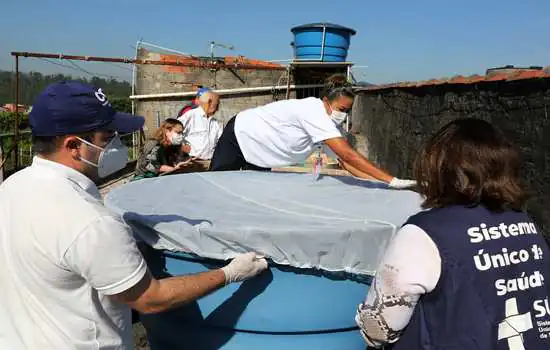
{"left": 0, "top": 70, "right": 131, "bottom": 106}
{"left": 111, "top": 98, "right": 132, "bottom": 113}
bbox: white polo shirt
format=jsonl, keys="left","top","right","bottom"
{"left": 234, "top": 97, "right": 342, "bottom": 168}
{"left": 0, "top": 156, "right": 147, "bottom": 350}
{"left": 178, "top": 106, "right": 223, "bottom": 160}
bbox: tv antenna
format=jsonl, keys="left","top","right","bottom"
{"left": 209, "top": 41, "right": 235, "bottom": 60}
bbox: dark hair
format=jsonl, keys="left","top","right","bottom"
{"left": 320, "top": 74, "right": 355, "bottom": 102}
{"left": 414, "top": 118, "right": 526, "bottom": 212}
{"left": 32, "top": 132, "right": 95, "bottom": 155}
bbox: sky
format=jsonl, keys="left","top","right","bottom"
{"left": 0, "top": 0, "right": 549, "bottom": 84}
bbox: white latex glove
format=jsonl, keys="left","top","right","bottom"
{"left": 389, "top": 178, "right": 417, "bottom": 189}
{"left": 221, "top": 252, "right": 268, "bottom": 284}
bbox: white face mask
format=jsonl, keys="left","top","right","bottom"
{"left": 170, "top": 133, "right": 184, "bottom": 145}
{"left": 330, "top": 110, "right": 348, "bottom": 126}
{"left": 78, "top": 135, "right": 129, "bottom": 178}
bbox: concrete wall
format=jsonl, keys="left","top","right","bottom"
{"left": 351, "top": 79, "right": 550, "bottom": 239}
{"left": 135, "top": 48, "right": 290, "bottom": 132}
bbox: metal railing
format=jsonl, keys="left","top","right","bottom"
{"left": 0, "top": 130, "right": 141, "bottom": 177}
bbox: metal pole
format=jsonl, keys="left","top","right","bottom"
{"left": 320, "top": 25, "right": 326, "bottom": 61}
{"left": 346, "top": 65, "right": 351, "bottom": 132}
{"left": 131, "top": 40, "right": 141, "bottom": 115}
{"left": 10, "top": 51, "right": 285, "bottom": 71}
{"left": 132, "top": 40, "right": 142, "bottom": 153}
{"left": 129, "top": 83, "right": 326, "bottom": 100}
{"left": 14, "top": 55, "right": 19, "bottom": 170}
{"left": 139, "top": 41, "right": 189, "bottom": 56}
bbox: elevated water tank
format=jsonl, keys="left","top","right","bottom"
{"left": 291, "top": 22, "right": 356, "bottom": 62}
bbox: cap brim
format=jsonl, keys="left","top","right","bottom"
{"left": 111, "top": 112, "right": 145, "bottom": 134}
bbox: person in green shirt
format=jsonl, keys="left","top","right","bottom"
{"left": 134, "top": 118, "right": 193, "bottom": 180}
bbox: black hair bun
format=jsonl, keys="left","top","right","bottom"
{"left": 324, "top": 74, "right": 351, "bottom": 89}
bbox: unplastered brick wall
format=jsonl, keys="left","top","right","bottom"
{"left": 352, "top": 78, "right": 550, "bottom": 240}
{"left": 137, "top": 91, "right": 294, "bottom": 133}
{"left": 135, "top": 48, "right": 289, "bottom": 132}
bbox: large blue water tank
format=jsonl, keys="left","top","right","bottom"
{"left": 291, "top": 22, "right": 356, "bottom": 62}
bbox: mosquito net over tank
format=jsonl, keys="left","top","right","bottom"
{"left": 104, "top": 171, "right": 424, "bottom": 276}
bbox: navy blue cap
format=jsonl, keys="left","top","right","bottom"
{"left": 29, "top": 81, "right": 145, "bottom": 137}
{"left": 196, "top": 87, "right": 210, "bottom": 97}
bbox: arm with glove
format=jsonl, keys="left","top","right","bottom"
{"left": 111, "top": 252, "right": 268, "bottom": 314}
{"left": 324, "top": 137, "right": 416, "bottom": 189}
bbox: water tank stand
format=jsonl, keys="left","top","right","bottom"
{"left": 285, "top": 65, "right": 293, "bottom": 99}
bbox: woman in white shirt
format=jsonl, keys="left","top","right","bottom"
{"left": 209, "top": 77, "right": 415, "bottom": 189}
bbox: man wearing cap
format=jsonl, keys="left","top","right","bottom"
{"left": 176, "top": 86, "right": 209, "bottom": 118}
{"left": 177, "top": 89, "right": 222, "bottom": 160}
{"left": 0, "top": 81, "right": 268, "bottom": 349}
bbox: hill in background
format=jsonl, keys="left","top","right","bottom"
{"left": 0, "top": 70, "right": 131, "bottom": 106}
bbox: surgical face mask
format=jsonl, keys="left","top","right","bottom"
{"left": 330, "top": 109, "right": 348, "bottom": 126}
{"left": 170, "top": 132, "right": 183, "bottom": 145}
{"left": 78, "top": 135, "right": 129, "bottom": 178}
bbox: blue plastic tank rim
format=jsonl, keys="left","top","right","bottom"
{"left": 291, "top": 22, "right": 356, "bottom": 35}
{"left": 161, "top": 250, "right": 374, "bottom": 285}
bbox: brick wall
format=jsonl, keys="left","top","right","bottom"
{"left": 135, "top": 48, "right": 290, "bottom": 132}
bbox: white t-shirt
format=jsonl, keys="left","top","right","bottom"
{"left": 0, "top": 157, "right": 147, "bottom": 350}
{"left": 234, "top": 97, "right": 343, "bottom": 168}
{"left": 178, "top": 106, "right": 223, "bottom": 160}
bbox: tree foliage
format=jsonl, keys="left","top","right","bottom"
{"left": 0, "top": 70, "right": 132, "bottom": 133}
{"left": 0, "top": 70, "right": 131, "bottom": 106}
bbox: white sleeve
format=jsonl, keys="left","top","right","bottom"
{"left": 62, "top": 215, "right": 147, "bottom": 296}
{"left": 296, "top": 100, "right": 342, "bottom": 143}
{"left": 355, "top": 224, "right": 441, "bottom": 347}
{"left": 178, "top": 111, "right": 192, "bottom": 137}
{"left": 217, "top": 121, "right": 223, "bottom": 139}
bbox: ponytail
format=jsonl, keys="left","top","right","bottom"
{"left": 320, "top": 74, "right": 355, "bottom": 101}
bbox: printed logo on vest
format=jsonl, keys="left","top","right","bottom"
{"left": 498, "top": 297, "right": 533, "bottom": 350}
{"left": 467, "top": 220, "right": 550, "bottom": 345}
{"left": 534, "top": 298, "right": 550, "bottom": 339}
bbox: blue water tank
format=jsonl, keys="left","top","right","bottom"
{"left": 291, "top": 22, "right": 356, "bottom": 62}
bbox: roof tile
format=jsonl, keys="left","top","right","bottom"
{"left": 508, "top": 70, "right": 545, "bottom": 80}
{"left": 157, "top": 53, "right": 283, "bottom": 71}
{"left": 468, "top": 74, "right": 487, "bottom": 83}
{"left": 357, "top": 67, "right": 550, "bottom": 92}
{"left": 485, "top": 72, "right": 509, "bottom": 82}
{"left": 448, "top": 75, "right": 468, "bottom": 84}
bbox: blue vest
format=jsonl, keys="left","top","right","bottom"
{"left": 389, "top": 205, "right": 550, "bottom": 350}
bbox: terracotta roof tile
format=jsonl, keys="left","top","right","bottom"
{"left": 224, "top": 55, "right": 282, "bottom": 69}
{"left": 485, "top": 72, "right": 510, "bottom": 82}
{"left": 508, "top": 70, "right": 546, "bottom": 80}
{"left": 156, "top": 52, "right": 283, "bottom": 71}
{"left": 468, "top": 74, "right": 487, "bottom": 83}
{"left": 357, "top": 67, "right": 550, "bottom": 92}
{"left": 448, "top": 75, "right": 468, "bottom": 84}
